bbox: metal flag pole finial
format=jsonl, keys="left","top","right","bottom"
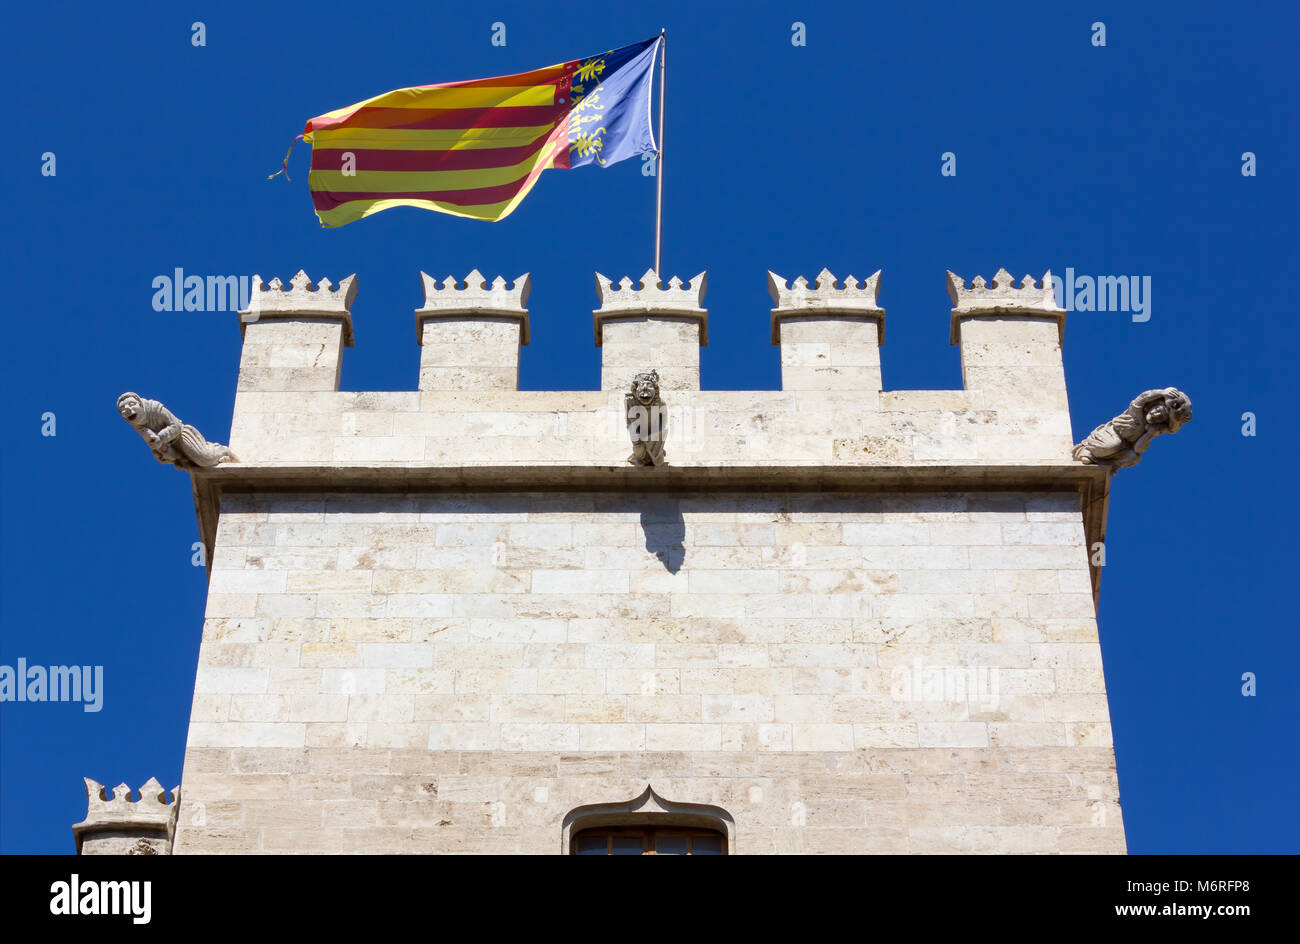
{"left": 654, "top": 29, "right": 666, "bottom": 277}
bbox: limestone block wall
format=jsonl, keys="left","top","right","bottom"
{"left": 236, "top": 272, "right": 355, "bottom": 394}
{"left": 173, "top": 489, "right": 1125, "bottom": 854}
{"left": 226, "top": 388, "right": 1075, "bottom": 468}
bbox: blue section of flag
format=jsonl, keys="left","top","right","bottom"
{"left": 567, "top": 36, "right": 660, "bottom": 169}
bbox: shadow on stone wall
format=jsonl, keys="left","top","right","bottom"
{"left": 639, "top": 501, "right": 686, "bottom": 574}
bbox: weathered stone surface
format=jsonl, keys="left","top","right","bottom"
{"left": 415, "top": 271, "right": 530, "bottom": 391}
{"left": 769, "top": 269, "right": 885, "bottom": 394}
{"left": 235, "top": 271, "right": 356, "bottom": 394}
{"left": 594, "top": 270, "right": 707, "bottom": 393}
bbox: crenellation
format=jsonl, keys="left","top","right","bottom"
{"left": 217, "top": 268, "right": 1096, "bottom": 468}
{"left": 415, "top": 271, "right": 530, "bottom": 392}
{"left": 946, "top": 269, "right": 1071, "bottom": 426}
{"left": 594, "top": 269, "right": 707, "bottom": 392}
{"left": 769, "top": 268, "right": 885, "bottom": 395}
{"left": 236, "top": 271, "right": 356, "bottom": 396}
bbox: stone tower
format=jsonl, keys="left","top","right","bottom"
{"left": 91, "top": 266, "right": 1193, "bottom": 854}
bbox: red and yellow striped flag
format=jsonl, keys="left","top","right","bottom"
{"left": 285, "top": 37, "right": 660, "bottom": 228}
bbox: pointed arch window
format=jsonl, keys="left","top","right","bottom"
{"left": 562, "top": 787, "right": 734, "bottom": 855}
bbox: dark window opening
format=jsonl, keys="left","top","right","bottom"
{"left": 572, "top": 825, "right": 726, "bottom": 855}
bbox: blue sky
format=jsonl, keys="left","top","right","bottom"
{"left": 1, "top": 0, "right": 1295, "bottom": 853}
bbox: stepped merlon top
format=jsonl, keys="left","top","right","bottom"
{"left": 946, "top": 268, "right": 1064, "bottom": 344}
{"left": 768, "top": 268, "right": 885, "bottom": 344}
{"left": 239, "top": 269, "right": 356, "bottom": 344}
{"left": 415, "top": 270, "right": 531, "bottom": 345}
{"left": 594, "top": 269, "right": 708, "bottom": 345}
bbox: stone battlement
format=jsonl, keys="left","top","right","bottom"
{"left": 222, "top": 267, "right": 1075, "bottom": 469}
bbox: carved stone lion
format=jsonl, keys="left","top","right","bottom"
{"left": 1073, "top": 387, "right": 1192, "bottom": 471}
{"left": 118, "top": 392, "right": 237, "bottom": 471}
{"left": 625, "top": 370, "right": 666, "bottom": 466}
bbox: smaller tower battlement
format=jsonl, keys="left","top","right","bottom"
{"left": 73, "top": 777, "right": 179, "bottom": 855}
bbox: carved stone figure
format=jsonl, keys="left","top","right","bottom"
{"left": 118, "top": 393, "right": 237, "bottom": 471}
{"left": 625, "top": 370, "right": 666, "bottom": 466}
{"left": 1073, "top": 387, "right": 1192, "bottom": 471}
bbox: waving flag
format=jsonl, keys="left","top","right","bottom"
{"left": 283, "top": 36, "right": 661, "bottom": 227}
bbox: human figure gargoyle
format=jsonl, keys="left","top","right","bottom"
{"left": 1073, "top": 387, "right": 1192, "bottom": 472}
{"left": 118, "top": 392, "right": 237, "bottom": 471}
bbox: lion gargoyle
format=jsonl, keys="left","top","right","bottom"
{"left": 118, "top": 392, "right": 237, "bottom": 471}
{"left": 1073, "top": 387, "right": 1192, "bottom": 472}
{"left": 626, "top": 370, "right": 667, "bottom": 467}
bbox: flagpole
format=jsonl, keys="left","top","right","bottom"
{"left": 654, "top": 29, "right": 666, "bottom": 276}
